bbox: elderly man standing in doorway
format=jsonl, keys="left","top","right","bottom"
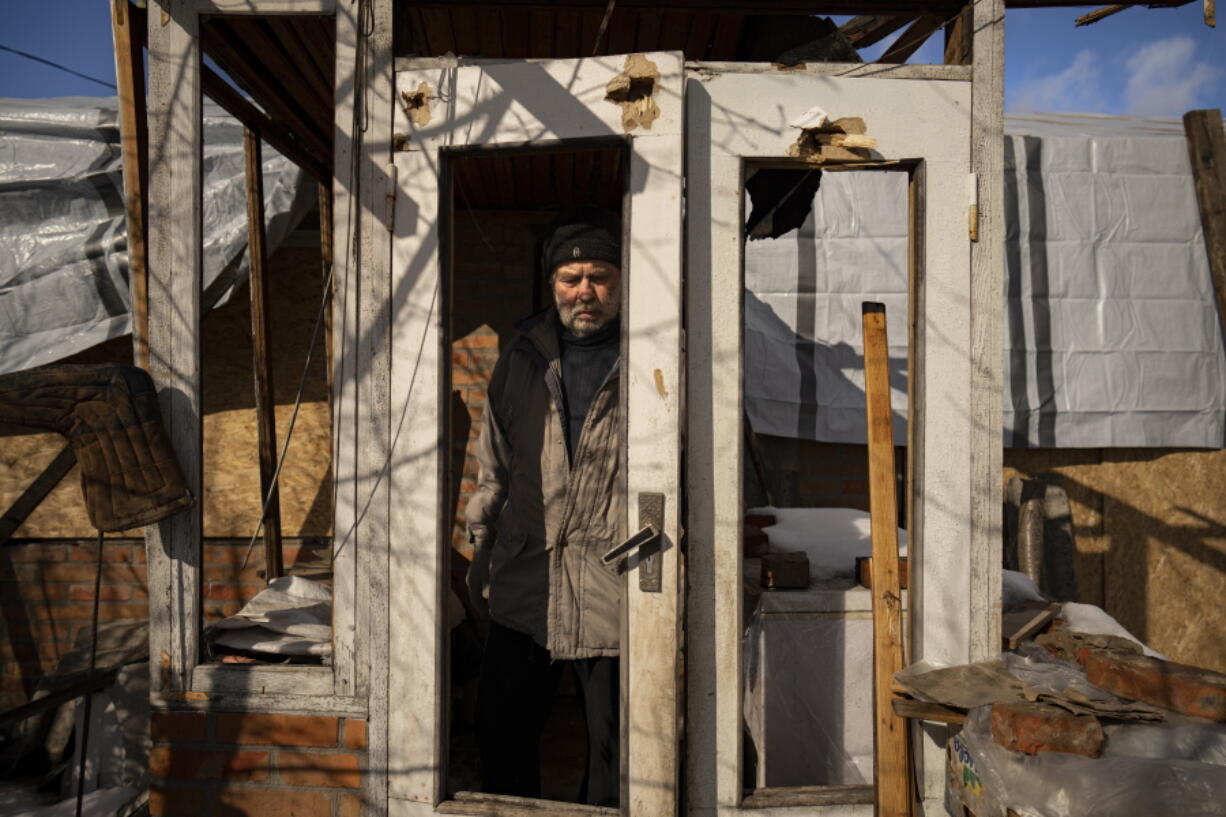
{"left": 465, "top": 207, "right": 624, "bottom": 807}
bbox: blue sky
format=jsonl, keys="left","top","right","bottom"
{"left": 1, "top": 2, "right": 1222, "bottom": 116}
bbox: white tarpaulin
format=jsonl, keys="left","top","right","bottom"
{"left": 0, "top": 96, "right": 313, "bottom": 375}
{"left": 745, "top": 113, "right": 1226, "bottom": 449}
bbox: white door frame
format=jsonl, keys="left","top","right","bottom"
{"left": 385, "top": 53, "right": 685, "bottom": 817}
{"left": 683, "top": 63, "right": 984, "bottom": 817}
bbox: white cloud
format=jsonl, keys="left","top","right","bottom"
{"left": 1124, "top": 36, "right": 1220, "bottom": 117}
{"left": 1010, "top": 50, "right": 1105, "bottom": 114}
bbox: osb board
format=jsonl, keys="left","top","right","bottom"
{"left": 1006, "top": 447, "right": 1226, "bottom": 674}
{"left": 1, "top": 246, "right": 332, "bottom": 539}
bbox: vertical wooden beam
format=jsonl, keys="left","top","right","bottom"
{"left": 111, "top": 0, "right": 150, "bottom": 368}
{"left": 333, "top": 0, "right": 394, "bottom": 811}
{"left": 243, "top": 126, "right": 284, "bottom": 580}
{"left": 319, "top": 181, "right": 335, "bottom": 434}
{"left": 863, "top": 303, "right": 911, "bottom": 817}
{"left": 1182, "top": 109, "right": 1226, "bottom": 351}
{"left": 145, "top": 0, "right": 203, "bottom": 692}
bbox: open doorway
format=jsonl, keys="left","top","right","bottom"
{"left": 442, "top": 143, "right": 628, "bottom": 808}
{"left": 739, "top": 163, "right": 918, "bottom": 795}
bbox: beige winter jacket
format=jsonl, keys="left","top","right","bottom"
{"left": 466, "top": 308, "right": 624, "bottom": 660}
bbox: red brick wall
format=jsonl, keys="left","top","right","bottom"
{"left": 149, "top": 711, "right": 366, "bottom": 817}
{"left": 0, "top": 537, "right": 329, "bottom": 711}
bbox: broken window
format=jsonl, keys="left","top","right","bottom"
{"left": 741, "top": 165, "right": 914, "bottom": 791}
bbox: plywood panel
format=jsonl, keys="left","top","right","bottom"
{"left": 1, "top": 246, "right": 332, "bottom": 540}
{"left": 1005, "top": 447, "right": 1226, "bottom": 674}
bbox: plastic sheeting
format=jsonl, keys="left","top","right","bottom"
{"left": 0, "top": 97, "right": 313, "bottom": 375}
{"left": 209, "top": 575, "right": 332, "bottom": 657}
{"left": 950, "top": 705, "right": 1226, "bottom": 817}
{"left": 744, "top": 113, "right": 1226, "bottom": 449}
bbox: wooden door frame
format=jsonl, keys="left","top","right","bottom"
{"left": 385, "top": 53, "right": 686, "bottom": 817}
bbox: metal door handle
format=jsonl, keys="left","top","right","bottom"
{"left": 600, "top": 492, "right": 665, "bottom": 593}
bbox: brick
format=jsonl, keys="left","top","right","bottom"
{"left": 69, "top": 584, "right": 132, "bottom": 601}
{"left": 7, "top": 544, "right": 72, "bottom": 562}
{"left": 149, "top": 782, "right": 206, "bottom": 817}
{"left": 454, "top": 331, "right": 498, "bottom": 350}
{"left": 214, "top": 788, "right": 331, "bottom": 817}
{"left": 215, "top": 713, "right": 339, "bottom": 747}
{"left": 343, "top": 720, "right": 367, "bottom": 750}
{"left": 150, "top": 747, "right": 269, "bottom": 781}
{"left": 151, "top": 711, "right": 209, "bottom": 743}
{"left": 1080, "top": 649, "right": 1226, "bottom": 721}
{"left": 338, "top": 794, "right": 363, "bottom": 817}
{"left": 12, "top": 583, "right": 70, "bottom": 601}
{"left": 32, "top": 563, "right": 99, "bottom": 583}
{"left": 97, "top": 603, "right": 150, "bottom": 620}
{"left": 990, "top": 702, "right": 1104, "bottom": 757}
{"left": 277, "top": 751, "right": 361, "bottom": 788}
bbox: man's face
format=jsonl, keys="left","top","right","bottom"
{"left": 552, "top": 259, "right": 621, "bottom": 336}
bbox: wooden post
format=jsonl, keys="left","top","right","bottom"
{"left": 243, "top": 126, "right": 283, "bottom": 580}
{"left": 1183, "top": 109, "right": 1226, "bottom": 352}
{"left": 863, "top": 302, "right": 911, "bottom": 817}
{"left": 145, "top": 0, "right": 203, "bottom": 694}
{"left": 318, "top": 182, "right": 335, "bottom": 433}
{"left": 110, "top": 0, "right": 149, "bottom": 368}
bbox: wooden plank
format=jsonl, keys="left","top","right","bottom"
{"left": 319, "top": 182, "right": 335, "bottom": 433}
{"left": 1003, "top": 601, "right": 1061, "bottom": 649}
{"left": 1075, "top": 4, "right": 1129, "bottom": 26}
{"left": 200, "top": 65, "right": 330, "bottom": 184}
{"left": 0, "top": 445, "right": 76, "bottom": 546}
{"left": 195, "top": 0, "right": 335, "bottom": 12}
{"left": 145, "top": 0, "right": 203, "bottom": 694}
{"left": 358, "top": 2, "right": 394, "bottom": 815}
{"left": 267, "top": 16, "right": 335, "bottom": 112}
{"left": 243, "top": 126, "right": 284, "bottom": 581}
{"left": 943, "top": 4, "right": 973, "bottom": 65}
{"left": 878, "top": 12, "right": 947, "bottom": 64}
{"left": 890, "top": 698, "right": 966, "bottom": 725}
{"left": 200, "top": 18, "right": 331, "bottom": 160}
{"left": 189, "top": 663, "right": 332, "bottom": 695}
{"left": 0, "top": 667, "right": 120, "bottom": 730}
{"left": 862, "top": 302, "right": 911, "bottom": 817}
{"left": 402, "top": 0, "right": 1188, "bottom": 9}
{"left": 686, "top": 61, "right": 971, "bottom": 81}
{"left": 450, "top": 7, "right": 482, "bottom": 56}
{"left": 111, "top": 0, "right": 150, "bottom": 369}
{"left": 742, "top": 786, "right": 875, "bottom": 808}
{"left": 839, "top": 14, "right": 915, "bottom": 48}
{"left": 1183, "top": 109, "right": 1226, "bottom": 352}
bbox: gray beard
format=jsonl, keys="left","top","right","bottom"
{"left": 556, "top": 300, "right": 619, "bottom": 337}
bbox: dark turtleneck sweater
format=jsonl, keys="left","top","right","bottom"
{"left": 558, "top": 316, "right": 620, "bottom": 461}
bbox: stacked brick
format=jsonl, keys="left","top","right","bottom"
{"left": 149, "top": 711, "right": 367, "bottom": 817}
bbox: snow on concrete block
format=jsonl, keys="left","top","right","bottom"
{"left": 990, "top": 702, "right": 1104, "bottom": 757}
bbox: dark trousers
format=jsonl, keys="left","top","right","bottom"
{"left": 477, "top": 621, "right": 620, "bottom": 807}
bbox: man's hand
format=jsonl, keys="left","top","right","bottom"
{"left": 466, "top": 546, "right": 492, "bottom": 617}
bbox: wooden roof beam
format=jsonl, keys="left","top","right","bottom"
{"left": 878, "top": 11, "right": 950, "bottom": 63}
{"left": 839, "top": 14, "right": 916, "bottom": 48}
{"left": 201, "top": 65, "right": 331, "bottom": 184}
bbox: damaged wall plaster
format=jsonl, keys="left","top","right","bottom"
{"left": 789, "top": 113, "right": 877, "bottom": 163}
{"left": 606, "top": 54, "right": 660, "bottom": 133}
{"left": 400, "top": 81, "right": 433, "bottom": 128}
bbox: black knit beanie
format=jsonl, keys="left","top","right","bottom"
{"left": 542, "top": 206, "right": 621, "bottom": 276}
